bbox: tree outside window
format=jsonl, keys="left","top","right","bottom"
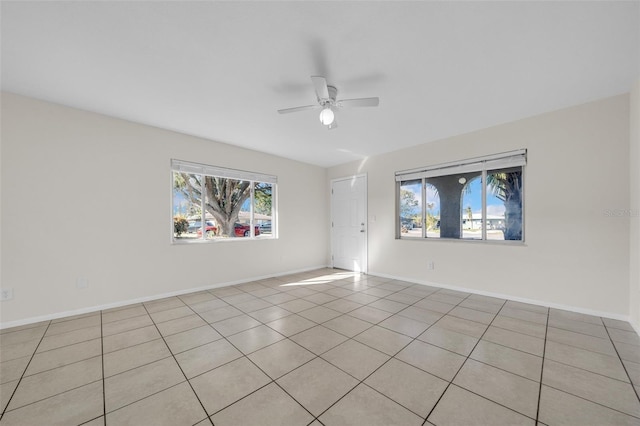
{"left": 171, "top": 161, "right": 276, "bottom": 241}
{"left": 396, "top": 151, "right": 525, "bottom": 242}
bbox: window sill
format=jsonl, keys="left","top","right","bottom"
{"left": 172, "top": 236, "right": 276, "bottom": 245}
{"left": 398, "top": 236, "right": 526, "bottom": 246}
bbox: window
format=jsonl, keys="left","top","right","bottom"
{"left": 399, "top": 179, "right": 421, "bottom": 238}
{"left": 426, "top": 183, "right": 440, "bottom": 238}
{"left": 461, "top": 176, "right": 483, "bottom": 240}
{"left": 395, "top": 150, "right": 525, "bottom": 242}
{"left": 171, "top": 160, "right": 276, "bottom": 242}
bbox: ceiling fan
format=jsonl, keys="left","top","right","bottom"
{"left": 278, "top": 76, "right": 379, "bottom": 130}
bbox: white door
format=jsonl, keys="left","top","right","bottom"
{"left": 331, "top": 175, "right": 367, "bottom": 273}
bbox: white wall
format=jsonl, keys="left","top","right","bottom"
{"left": 329, "top": 95, "right": 631, "bottom": 318}
{"left": 0, "top": 93, "right": 329, "bottom": 326}
{"left": 630, "top": 79, "right": 640, "bottom": 331}
{"left": 1, "top": 92, "right": 634, "bottom": 326}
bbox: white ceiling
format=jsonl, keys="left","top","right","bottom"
{"left": 2, "top": 1, "right": 639, "bottom": 167}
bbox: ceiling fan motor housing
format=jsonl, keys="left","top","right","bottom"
{"left": 277, "top": 76, "right": 379, "bottom": 127}
{"left": 321, "top": 86, "right": 338, "bottom": 106}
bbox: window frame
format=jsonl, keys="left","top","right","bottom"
{"left": 171, "top": 159, "right": 277, "bottom": 244}
{"left": 395, "top": 150, "right": 526, "bottom": 244}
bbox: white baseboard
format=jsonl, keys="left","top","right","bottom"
{"left": 0, "top": 264, "right": 330, "bottom": 330}
{"left": 3, "top": 265, "right": 635, "bottom": 333}
{"left": 368, "top": 270, "right": 633, "bottom": 324}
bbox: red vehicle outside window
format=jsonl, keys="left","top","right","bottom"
{"left": 197, "top": 223, "right": 260, "bottom": 237}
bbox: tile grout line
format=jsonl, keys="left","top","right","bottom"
{"left": 175, "top": 294, "right": 319, "bottom": 423}
{"left": 7, "top": 270, "right": 638, "bottom": 424}
{"left": 177, "top": 288, "right": 322, "bottom": 420}
{"left": 421, "top": 296, "right": 542, "bottom": 425}
{"left": 467, "top": 330, "right": 541, "bottom": 357}
{"left": 283, "top": 285, "right": 470, "bottom": 424}
{"left": 186, "top": 273, "right": 410, "bottom": 422}
{"left": 533, "top": 312, "right": 640, "bottom": 421}
{"left": 492, "top": 313, "right": 628, "bottom": 361}
{"left": 534, "top": 306, "right": 550, "bottom": 425}
{"left": 366, "top": 303, "right": 542, "bottom": 389}
{"left": 217, "top": 275, "right": 412, "bottom": 350}
{"left": 29, "top": 325, "right": 100, "bottom": 350}
{"left": 301, "top": 278, "right": 435, "bottom": 421}
{"left": 213, "top": 278, "right": 383, "bottom": 419}
{"left": 540, "top": 334, "right": 620, "bottom": 359}
{"left": 540, "top": 382, "right": 640, "bottom": 420}
{"left": 277, "top": 282, "right": 418, "bottom": 422}
{"left": 140, "top": 302, "right": 215, "bottom": 426}
{"left": 198, "top": 335, "right": 320, "bottom": 421}
{"left": 98, "top": 380, "right": 200, "bottom": 421}
{"left": 100, "top": 311, "right": 106, "bottom": 425}
{"left": 0, "top": 320, "right": 52, "bottom": 421}
{"left": 322, "top": 287, "right": 473, "bottom": 419}
{"left": 540, "top": 356, "right": 637, "bottom": 385}
{"left": 546, "top": 323, "right": 613, "bottom": 341}
{"left": 601, "top": 319, "right": 640, "bottom": 404}
{"left": 420, "top": 295, "right": 505, "bottom": 424}
{"left": 2, "top": 344, "right": 104, "bottom": 379}
{"left": 1, "top": 379, "right": 105, "bottom": 418}
{"left": 460, "top": 356, "right": 540, "bottom": 385}
{"left": 0, "top": 276, "right": 428, "bottom": 420}
{"left": 37, "top": 315, "right": 102, "bottom": 339}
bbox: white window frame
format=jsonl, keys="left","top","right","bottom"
{"left": 171, "top": 159, "right": 277, "bottom": 243}
{"left": 395, "top": 149, "right": 526, "bottom": 243}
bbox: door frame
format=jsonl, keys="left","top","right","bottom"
{"left": 330, "top": 174, "right": 368, "bottom": 274}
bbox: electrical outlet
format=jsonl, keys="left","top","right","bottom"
{"left": 427, "top": 261, "right": 435, "bottom": 270}
{"left": 76, "top": 277, "right": 89, "bottom": 289}
{"left": 1, "top": 288, "right": 14, "bottom": 301}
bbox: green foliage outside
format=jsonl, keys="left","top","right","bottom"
{"left": 174, "top": 173, "right": 272, "bottom": 238}
{"left": 487, "top": 171, "right": 522, "bottom": 240}
{"left": 254, "top": 183, "right": 273, "bottom": 215}
{"left": 173, "top": 215, "right": 189, "bottom": 236}
{"left": 426, "top": 212, "right": 439, "bottom": 230}
{"left": 400, "top": 189, "right": 419, "bottom": 219}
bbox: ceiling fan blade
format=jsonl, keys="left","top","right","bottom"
{"left": 311, "top": 76, "right": 329, "bottom": 100}
{"left": 277, "top": 105, "right": 319, "bottom": 114}
{"left": 336, "top": 97, "right": 379, "bottom": 108}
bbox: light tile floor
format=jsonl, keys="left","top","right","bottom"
{"left": 1, "top": 268, "right": 639, "bottom": 425}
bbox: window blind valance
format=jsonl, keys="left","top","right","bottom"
{"left": 171, "top": 159, "right": 277, "bottom": 184}
{"left": 395, "top": 149, "right": 526, "bottom": 182}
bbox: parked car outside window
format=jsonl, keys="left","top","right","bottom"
{"left": 187, "top": 220, "right": 215, "bottom": 233}
{"left": 259, "top": 222, "right": 272, "bottom": 233}
{"left": 196, "top": 223, "right": 260, "bottom": 237}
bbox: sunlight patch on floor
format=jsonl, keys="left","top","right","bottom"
{"left": 278, "top": 271, "right": 359, "bottom": 287}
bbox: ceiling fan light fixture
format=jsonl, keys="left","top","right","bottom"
{"left": 319, "top": 107, "right": 334, "bottom": 125}
{"left": 278, "top": 76, "right": 378, "bottom": 128}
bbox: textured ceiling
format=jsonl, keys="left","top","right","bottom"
{"left": 2, "top": 1, "right": 639, "bottom": 167}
